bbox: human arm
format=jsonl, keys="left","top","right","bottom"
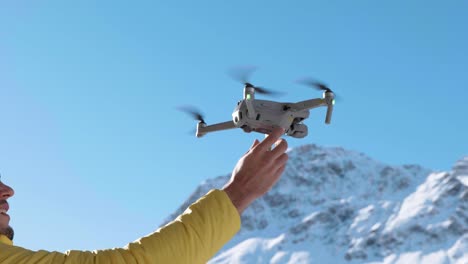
{"left": 0, "top": 190, "right": 240, "bottom": 264}
{"left": 0, "top": 128, "right": 288, "bottom": 263}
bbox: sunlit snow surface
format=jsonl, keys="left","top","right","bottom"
{"left": 164, "top": 145, "right": 467, "bottom": 264}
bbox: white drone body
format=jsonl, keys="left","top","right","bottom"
{"left": 195, "top": 85, "right": 335, "bottom": 138}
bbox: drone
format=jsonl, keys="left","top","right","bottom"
{"left": 179, "top": 68, "right": 336, "bottom": 138}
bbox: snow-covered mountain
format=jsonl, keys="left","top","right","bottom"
{"left": 164, "top": 144, "right": 467, "bottom": 264}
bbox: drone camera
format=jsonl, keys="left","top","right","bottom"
{"left": 289, "top": 123, "right": 308, "bottom": 138}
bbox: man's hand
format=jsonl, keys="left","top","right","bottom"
{"left": 222, "top": 127, "right": 289, "bottom": 214}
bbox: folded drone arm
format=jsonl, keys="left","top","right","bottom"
{"left": 290, "top": 98, "right": 327, "bottom": 111}
{"left": 197, "top": 121, "right": 237, "bottom": 138}
{"left": 291, "top": 98, "right": 334, "bottom": 124}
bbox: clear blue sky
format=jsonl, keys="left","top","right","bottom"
{"left": 1, "top": 0, "right": 467, "bottom": 252}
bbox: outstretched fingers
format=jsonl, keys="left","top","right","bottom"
{"left": 275, "top": 163, "right": 287, "bottom": 176}
{"left": 274, "top": 153, "right": 289, "bottom": 170}
{"left": 270, "top": 139, "right": 288, "bottom": 159}
{"left": 270, "top": 163, "right": 288, "bottom": 188}
{"left": 257, "top": 127, "right": 285, "bottom": 151}
{"left": 245, "top": 139, "right": 260, "bottom": 154}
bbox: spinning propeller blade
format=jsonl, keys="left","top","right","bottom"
{"left": 297, "top": 78, "right": 332, "bottom": 92}
{"left": 297, "top": 77, "right": 340, "bottom": 101}
{"left": 177, "top": 105, "right": 206, "bottom": 123}
{"left": 228, "top": 66, "right": 284, "bottom": 97}
{"left": 228, "top": 65, "right": 257, "bottom": 84}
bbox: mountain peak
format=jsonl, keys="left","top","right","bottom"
{"left": 163, "top": 145, "right": 467, "bottom": 263}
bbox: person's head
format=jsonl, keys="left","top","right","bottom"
{"left": 0, "top": 177, "right": 15, "bottom": 240}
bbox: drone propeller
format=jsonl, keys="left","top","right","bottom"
{"left": 228, "top": 65, "right": 257, "bottom": 84}
{"left": 229, "top": 66, "right": 284, "bottom": 96}
{"left": 177, "top": 105, "right": 206, "bottom": 124}
{"left": 296, "top": 78, "right": 332, "bottom": 92}
{"left": 297, "top": 77, "right": 340, "bottom": 101}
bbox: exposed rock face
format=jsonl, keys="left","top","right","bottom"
{"left": 163, "top": 145, "right": 468, "bottom": 263}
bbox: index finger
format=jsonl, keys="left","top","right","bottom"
{"left": 257, "top": 127, "right": 285, "bottom": 151}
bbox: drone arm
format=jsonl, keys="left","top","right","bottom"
{"left": 197, "top": 121, "right": 237, "bottom": 137}
{"left": 244, "top": 87, "right": 256, "bottom": 118}
{"left": 245, "top": 98, "right": 256, "bottom": 118}
{"left": 325, "top": 104, "right": 333, "bottom": 124}
{"left": 290, "top": 98, "right": 327, "bottom": 111}
{"left": 291, "top": 97, "right": 334, "bottom": 124}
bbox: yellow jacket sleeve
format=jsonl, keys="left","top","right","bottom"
{"left": 0, "top": 189, "right": 241, "bottom": 264}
